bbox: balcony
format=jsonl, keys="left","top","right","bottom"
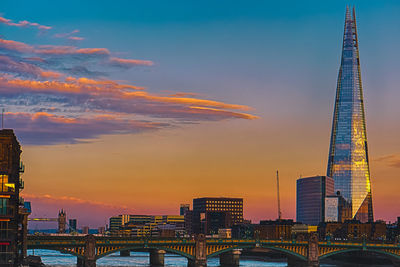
{"left": 19, "top": 162, "right": 25, "bottom": 173}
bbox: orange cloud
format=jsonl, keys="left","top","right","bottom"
{"left": 189, "top": 106, "right": 259, "bottom": 120}
{"left": 68, "top": 36, "right": 84, "bottom": 41}
{"left": 0, "top": 38, "right": 33, "bottom": 53}
{"left": 123, "top": 91, "right": 251, "bottom": 111}
{"left": 0, "top": 16, "right": 51, "bottom": 30}
{"left": 40, "top": 71, "right": 63, "bottom": 79}
{"left": 0, "top": 76, "right": 144, "bottom": 95}
{"left": 110, "top": 57, "right": 154, "bottom": 67}
{"left": 34, "top": 45, "right": 110, "bottom": 55}
{"left": 0, "top": 76, "right": 253, "bottom": 112}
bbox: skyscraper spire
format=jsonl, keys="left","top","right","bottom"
{"left": 327, "top": 7, "right": 373, "bottom": 223}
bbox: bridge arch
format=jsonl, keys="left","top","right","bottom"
{"left": 206, "top": 243, "right": 308, "bottom": 262}
{"left": 95, "top": 245, "right": 195, "bottom": 260}
{"left": 320, "top": 248, "right": 400, "bottom": 261}
{"left": 28, "top": 247, "right": 85, "bottom": 259}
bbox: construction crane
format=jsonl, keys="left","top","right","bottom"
{"left": 276, "top": 170, "right": 282, "bottom": 221}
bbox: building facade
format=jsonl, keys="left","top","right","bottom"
{"left": 296, "top": 176, "right": 334, "bottom": 225}
{"left": 193, "top": 197, "right": 243, "bottom": 234}
{"left": 325, "top": 192, "right": 352, "bottom": 223}
{"left": 0, "top": 129, "right": 25, "bottom": 265}
{"left": 327, "top": 7, "right": 373, "bottom": 223}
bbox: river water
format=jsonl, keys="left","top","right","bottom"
{"left": 28, "top": 249, "right": 337, "bottom": 267}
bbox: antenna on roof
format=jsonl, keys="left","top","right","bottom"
{"left": 276, "top": 170, "right": 282, "bottom": 221}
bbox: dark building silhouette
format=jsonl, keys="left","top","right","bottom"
{"left": 69, "top": 219, "right": 77, "bottom": 233}
{"left": 180, "top": 204, "right": 190, "bottom": 216}
{"left": 184, "top": 210, "right": 193, "bottom": 235}
{"left": 296, "top": 176, "right": 334, "bottom": 225}
{"left": 0, "top": 129, "right": 26, "bottom": 265}
{"left": 193, "top": 197, "right": 243, "bottom": 234}
{"left": 257, "top": 219, "right": 294, "bottom": 240}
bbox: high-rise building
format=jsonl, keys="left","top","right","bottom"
{"left": 0, "top": 129, "right": 25, "bottom": 265}
{"left": 296, "top": 176, "right": 334, "bottom": 225}
{"left": 327, "top": 7, "right": 373, "bottom": 223}
{"left": 193, "top": 197, "right": 243, "bottom": 234}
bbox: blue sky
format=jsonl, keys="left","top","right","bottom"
{"left": 1, "top": 1, "right": 400, "bottom": 225}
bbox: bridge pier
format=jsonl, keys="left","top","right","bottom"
{"left": 287, "top": 256, "right": 309, "bottom": 267}
{"left": 83, "top": 235, "right": 96, "bottom": 267}
{"left": 187, "top": 258, "right": 207, "bottom": 267}
{"left": 120, "top": 250, "right": 130, "bottom": 257}
{"left": 392, "top": 259, "right": 400, "bottom": 267}
{"left": 187, "top": 234, "right": 207, "bottom": 267}
{"left": 150, "top": 249, "right": 166, "bottom": 266}
{"left": 77, "top": 257, "right": 84, "bottom": 267}
{"left": 77, "top": 257, "right": 95, "bottom": 267}
{"left": 219, "top": 249, "right": 240, "bottom": 267}
{"left": 307, "top": 233, "right": 319, "bottom": 267}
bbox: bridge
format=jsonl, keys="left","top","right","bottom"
{"left": 27, "top": 234, "right": 400, "bottom": 267}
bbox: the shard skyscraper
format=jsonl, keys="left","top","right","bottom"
{"left": 327, "top": 7, "right": 373, "bottom": 223}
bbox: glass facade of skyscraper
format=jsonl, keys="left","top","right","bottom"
{"left": 327, "top": 7, "right": 373, "bottom": 223}
{"left": 296, "top": 176, "right": 334, "bottom": 226}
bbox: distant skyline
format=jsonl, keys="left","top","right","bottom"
{"left": 1, "top": 1, "right": 399, "bottom": 227}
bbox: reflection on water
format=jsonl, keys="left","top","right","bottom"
{"left": 28, "top": 249, "right": 336, "bottom": 267}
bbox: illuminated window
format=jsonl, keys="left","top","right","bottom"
{"left": 0, "top": 176, "right": 8, "bottom": 192}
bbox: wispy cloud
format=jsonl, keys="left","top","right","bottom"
{"left": 0, "top": 24, "right": 258, "bottom": 145}
{"left": 0, "top": 76, "right": 257, "bottom": 121}
{"left": 0, "top": 37, "right": 153, "bottom": 68}
{"left": 374, "top": 154, "right": 400, "bottom": 168}
{"left": 0, "top": 55, "right": 62, "bottom": 79}
{"left": 0, "top": 15, "right": 51, "bottom": 30}
{"left": 109, "top": 57, "right": 154, "bottom": 67}
{"left": 5, "top": 112, "right": 167, "bottom": 145}
{"left": 54, "top": 29, "right": 84, "bottom": 41}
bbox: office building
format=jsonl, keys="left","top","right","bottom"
{"left": 0, "top": 129, "right": 25, "bottom": 266}
{"left": 325, "top": 192, "right": 352, "bottom": 223}
{"left": 109, "top": 216, "right": 123, "bottom": 232}
{"left": 327, "top": 6, "right": 373, "bottom": 222}
{"left": 193, "top": 197, "right": 243, "bottom": 234}
{"left": 296, "top": 176, "right": 334, "bottom": 225}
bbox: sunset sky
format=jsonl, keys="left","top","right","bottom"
{"left": 1, "top": 0, "right": 399, "bottom": 228}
